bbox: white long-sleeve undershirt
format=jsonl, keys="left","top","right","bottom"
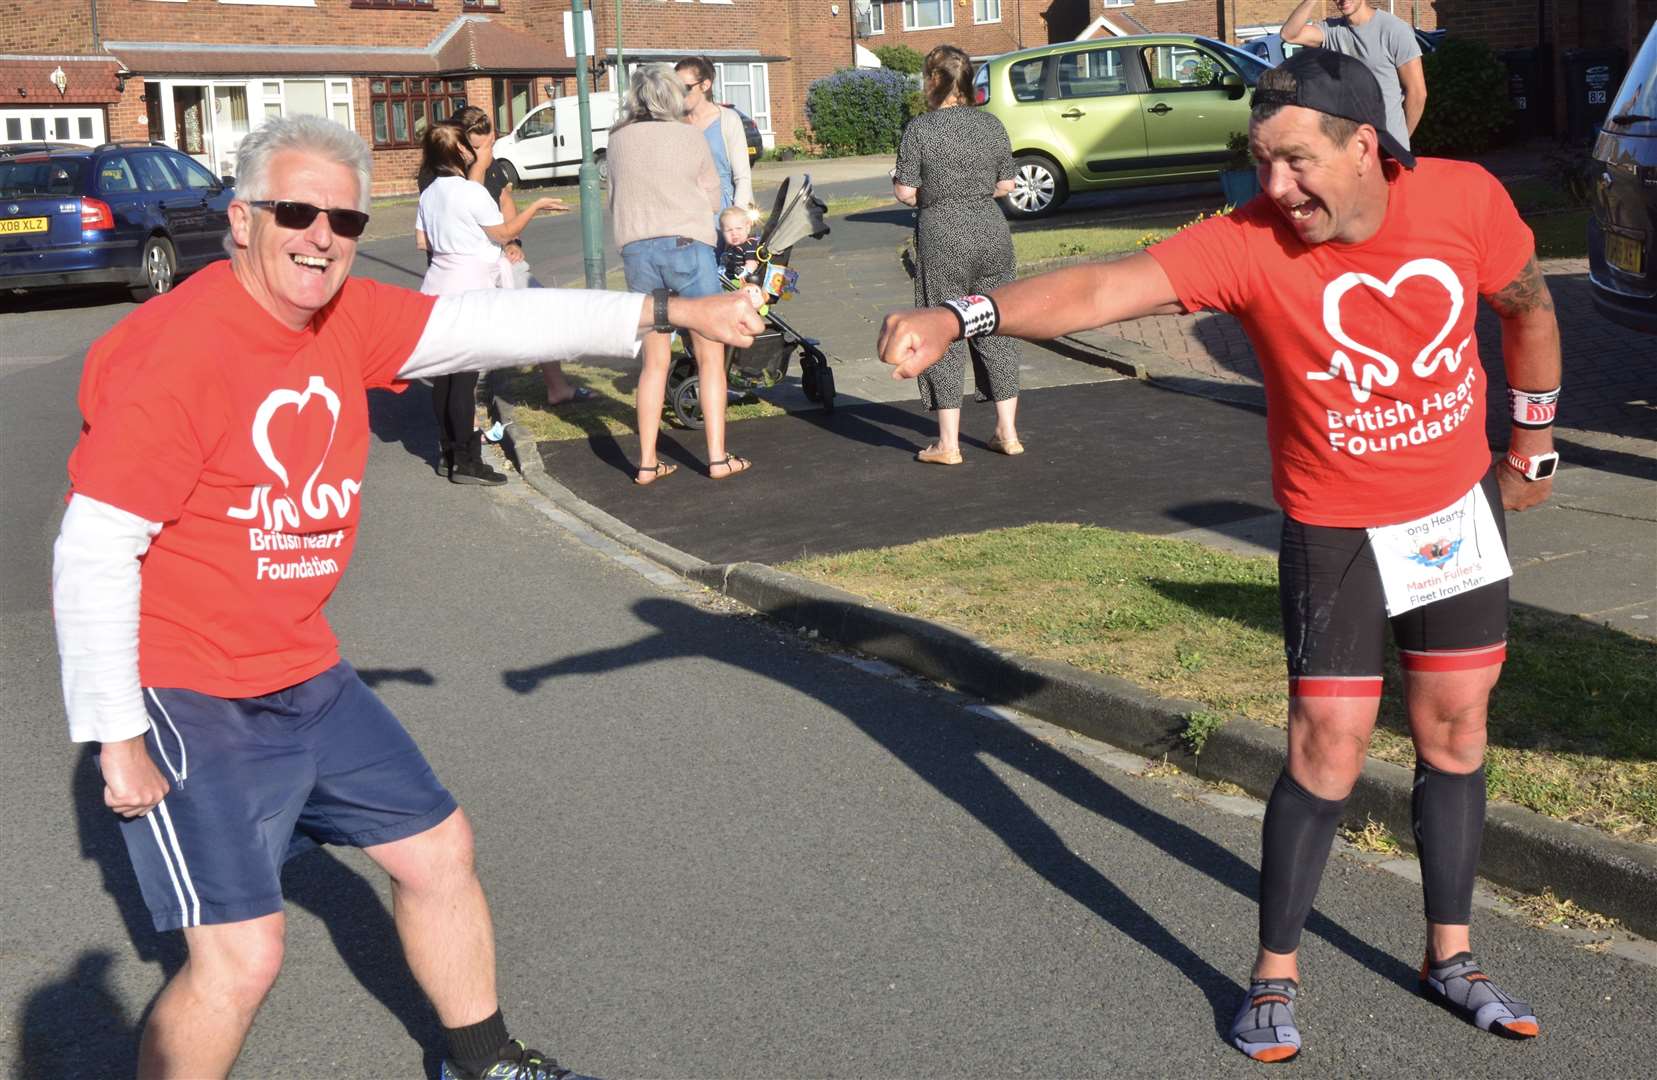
{"left": 53, "top": 494, "right": 161, "bottom": 744}
{"left": 396, "top": 288, "right": 648, "bottom": 380}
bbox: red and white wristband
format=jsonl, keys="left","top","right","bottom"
{"left": 940, "top": 294, "right": 1000, "bottom": 339}
{"left": 1507, "top": 386, "right": 1559, "bottom": 429}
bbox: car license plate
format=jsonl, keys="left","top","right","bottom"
{"left": 1605, "top": 230, "right": 1646, "bottom": 275}
{"left": 0, "top": 216, "right": 48, "bottom": 235}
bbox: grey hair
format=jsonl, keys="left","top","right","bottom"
{"left": 612, "top": 64, "right": 687, "bottom": 132}
{"left": 233, "top": 115, "right": 373, "bottom": 212}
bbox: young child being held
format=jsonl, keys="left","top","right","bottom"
{"left": 718, "top": 206, "right": 763, "bottom": 283}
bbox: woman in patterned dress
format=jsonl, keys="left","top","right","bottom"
{"left": 892, "top": 44, "right": 1022, "bottom": 465}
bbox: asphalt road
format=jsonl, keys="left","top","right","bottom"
{"left": 4, "top": 261, "right": 1655, "bottom": 1079}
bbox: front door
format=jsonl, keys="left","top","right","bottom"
{"left": 1135, "top": 43, "right": 1250, "bottom": 178}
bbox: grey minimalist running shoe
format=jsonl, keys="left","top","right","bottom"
{"left": 1420, "top": 952, "right": 1540, "bottom": 1038}
{"left": 1229, "top": 978, "right": 1302, "bottom": 1062}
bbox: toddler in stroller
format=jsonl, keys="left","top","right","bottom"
{"left": 665, "top": 175, "right": 835, "bottom": 429}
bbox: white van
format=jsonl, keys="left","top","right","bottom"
{"left": 492, "top": 91, "right": 620, "bottom": 187}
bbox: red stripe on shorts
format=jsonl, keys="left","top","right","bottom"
{"left": 1290, "top": 676, "right": 1383, "bottom": 698}
{"left": 1398, "top": 642, "right": 1507, "bottom": 672}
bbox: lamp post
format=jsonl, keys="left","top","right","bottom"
{"left": 570, "top": 0, "right": 605, "bottom": 287}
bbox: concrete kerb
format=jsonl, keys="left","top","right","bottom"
{"left": 490, "top": 378, "right": 1657, "bottom": 942}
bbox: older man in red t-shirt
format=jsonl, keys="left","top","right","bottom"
{"left": 54, "top": 115, "right": 762, "bottom": 1080}
{"left": 879, "top": 50, "right": 1559, "bottom": 1063}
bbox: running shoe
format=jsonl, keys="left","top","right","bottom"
{"left": 1229, "top": 978, "right": 1302, "bottom": 1062}
{"left": 440, "top": 1040, "right": 599, "bottom": 1080}
{"left": 1420, "top": 952, "right": 1540, "bottom": 1038}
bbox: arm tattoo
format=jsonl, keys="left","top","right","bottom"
{"left": 1485, "top": 256, "right": 1555, "bottom": 318}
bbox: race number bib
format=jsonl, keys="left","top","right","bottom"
{"left": 1366, "top": 481, "right": 1512, "bottom": 617}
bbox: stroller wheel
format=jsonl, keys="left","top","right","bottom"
{"left": 818, "top": 366, "right": 836, "bottom": 414}
{"left": 671, "top": 375, "right": 705, "bottom": 430}
{"left": 801, "top": 363, "right": 820, "bottom": 403}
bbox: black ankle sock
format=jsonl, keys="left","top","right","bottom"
{"left": 445, "top": 1010, "right": 510, "bottom": 1077}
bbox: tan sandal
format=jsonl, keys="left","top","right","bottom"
{"left": 634, "top": 461, "right": 678, "bottom": 486}
{"left": 916, "top": 444, "right": 963, "bottom": 465}
{"left": 708, "top": 454, "right": 752, "bottom": 479}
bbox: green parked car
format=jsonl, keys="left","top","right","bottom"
{"left": 972, "top": 34, "right": 1272, "bottom": 219}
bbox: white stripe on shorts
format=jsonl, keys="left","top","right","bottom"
{"left": 149, "top": 800, "right": 202, "bottom": 927}
{"left": 145, "top": 807, "right": 190, "bottom": 926}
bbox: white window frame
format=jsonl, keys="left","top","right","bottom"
{"left": 712, "top": 61, "right": 771, "bottom": 140}
{"left": 217, "top": 0, "right": 315, "bottom": 6}
{"left": 1101, "top": 0, "right": 1132, "bottom": 7}
{"left": 251, "top": 78, "right": 354, "bottom": 130}
{"left": 974, "top": 0, "right": 1001, "bottom": 23}
{"left": 0, "top": 107, "right": 106, "bottom": 145}
{"left": 902, "top": 0, "right": 952, "bottom": 31}
{"left": 857, "top": 0, "right": 885, "bottom": 35}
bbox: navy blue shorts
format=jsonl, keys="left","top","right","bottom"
{"left": 116, "top": 660, "right": 456, "bottom": 931}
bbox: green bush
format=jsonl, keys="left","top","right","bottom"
{"left": 805, "top": 68, "right": 912, "bottom": 156}
{"left": 1413, "top": 37, "right": 1514, "bottom": 154}
{"left": 875, "top": 44, "right": 925, "bottom": 75}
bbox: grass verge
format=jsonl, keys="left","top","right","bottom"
{"left": 494, "top": 362, "right": 785, "bottom": 444}
{"left": 784, "top": 523, "right": 1657, "bottom": 845}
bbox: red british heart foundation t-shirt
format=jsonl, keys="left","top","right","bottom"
{"left": 1148, "top": 158, "right": 1534, "bottom": 528}
{"left": 68, "top": 261, "right": 437, "bottom": 697}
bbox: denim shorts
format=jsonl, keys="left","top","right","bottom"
{"left": 620, "top": 235, "right": 721, "bottom": 298}
{"left": 115, "top": 660, "right": 457, "bottom": 930}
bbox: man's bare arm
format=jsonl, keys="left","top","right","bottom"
{"left": 1484, "top": 256, "right": 1561, "bottom": 510}
{"left": 1282, "top": 0, "right": 1327, "bottom": 46}
{"left": 880, "top": 252, "right": 1184, "bottom": 379}
{"left": 1398, "top": 57, "right": 1428, "bottom": 135}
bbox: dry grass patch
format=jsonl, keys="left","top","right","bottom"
{"left": 786, "top": 523, "right": 1657, "bottom": 844}
{"left": 495, "top": 363, "right": 785, "bottom": 444}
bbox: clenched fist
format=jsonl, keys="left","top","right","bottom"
{"left": 878, "top": 307, "right": 960, "bottom": 381}
{"left": 670, "top": 291, "right": 767, "bottom": 349}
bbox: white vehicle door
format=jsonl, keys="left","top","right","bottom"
{"left": 503, "top": 104, "right": 558, "bottom": 183}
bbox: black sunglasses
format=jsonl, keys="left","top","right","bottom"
{"left": 247, "top": 200, "right": 371, "bottom": 239}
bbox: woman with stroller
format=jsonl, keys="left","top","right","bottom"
{"left": 415, "top": 121, "right": 566, "bottom": 483}
{"left": 675, "top": 56, "right": 754, "bottom": 215}
{"left": 609, "top": 64, "right": 752, "bottom": 484}
{"left": 892, "top": 45, "right": 1022, "bottom": 465}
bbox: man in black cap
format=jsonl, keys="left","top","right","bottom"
{"left": 878, "top": 49, "right": 1560, "bottom": 1062}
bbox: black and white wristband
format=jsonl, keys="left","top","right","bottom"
{"left": 940, "top": 294, "right": 1000, "bottom": 339}
{"left": 1507, "top": 386, "right": 1559, "bottom": 429}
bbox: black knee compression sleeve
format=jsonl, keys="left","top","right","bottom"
{"left": 1259, "top": 770, "right": 1348, "bottom": 954}
{"left": 1412, "top": 760, "right": 1486, "bottom": 926}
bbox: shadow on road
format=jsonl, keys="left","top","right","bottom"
{"left": 500, "top": 595, "right": 1420, "bottom": 1038}
{"left": 17, "top": 746, "right": 446, "bottom": 1076}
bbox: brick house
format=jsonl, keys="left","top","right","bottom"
{"left": 4, "top": 0, "right": 582, "bottom": 195}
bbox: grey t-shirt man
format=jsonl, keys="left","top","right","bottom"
{"left": 1320, "top": 9, "right": 1422, "bottom": 149}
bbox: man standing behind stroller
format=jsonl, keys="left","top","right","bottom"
{"left": 893, "top": 45, "right": 1023, "bottom": 466}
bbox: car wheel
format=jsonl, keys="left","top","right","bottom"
{"left": 496, "top": 159, "right": 521, "bottom": 189}
{"left": 1004, "top": 155, "right": 1067, "bottom": 220}
{"left": 595, "top": 152, "right": 608, "bottom": 185}
{"left": 133, "top": 237, "right": 176, "bottom": 301}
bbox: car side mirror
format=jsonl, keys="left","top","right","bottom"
{"left": 220, "top": 175, "right": 235, "bottom": 187}
{"left": 1220, "top": 73, "right": 1246, "bottom": 100}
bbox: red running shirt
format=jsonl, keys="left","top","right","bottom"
{"left": 67, "top": 262, "right": 437, "bottom": 697}
{"left": 1148, "top": 159, "right": 1534, "bottom": 528}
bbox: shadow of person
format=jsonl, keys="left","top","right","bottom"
{"left": 14, "top": 951, "right": 137, "bottom": 1080}
{"left": 368, "top": 372, "right": 444, "bottom": 474}
{"left": 66, "top": 747, "right": 445, "bottom": 1075}
{"left": 501, "top": 596, "right": 1418, "bottom": 1038}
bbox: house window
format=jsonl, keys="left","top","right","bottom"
{"left": 461, "top": 0, "right": 502, "bottom": 8}
{"left": 713, "top": 62, "right": 770, "bottom": 135}
{"left": 258, "top": 79, "right": 354, "bottom": 129}
{"left": 855, "top": 0, "right": 884, "bottom": 35}
{"left": 349, "top": 0, "right": 434, "bottom": 8}
{"left": 902, "top": 0, "right": 951, "bottom": 31}
{"left": 370, "top": 78, "right": 468, "bottom": 148}
{"left": 1102, "top": 0, "right": 1132, "bottom": 7}
{"left": 491, "top": 78, "right": 534, "bottom": 135}
{"left": 974, "top": 0, "right": 1000, "bottom": 23}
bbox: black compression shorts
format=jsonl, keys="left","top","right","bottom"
{"left": 1278, "top": 470, "right": 1509, "bottom": 700}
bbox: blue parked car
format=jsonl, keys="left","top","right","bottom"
{"left": 1, "top": 141, "right": 234, "bottom": 301}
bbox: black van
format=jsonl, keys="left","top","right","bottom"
{"left": 1587, "top": 23, "right": 1657, "bottom": 334}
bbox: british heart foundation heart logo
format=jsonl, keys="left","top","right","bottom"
{"left": 228, "top": 375, "right": 361, "bottom": 531}
{"left": 1308, "top": 258, "right": 1466, "bottom": 404}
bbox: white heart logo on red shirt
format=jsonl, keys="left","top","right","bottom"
{"left": 226, "top": 376, "right": 360, "bottom": 531}
{"left": 1309, "top": 258, "right": 1466, "bottom": 404}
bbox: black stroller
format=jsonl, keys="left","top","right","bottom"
{"left": 665, "top": 175, "right": 834, "bottom": 429}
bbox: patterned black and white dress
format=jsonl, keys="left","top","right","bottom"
{"left": 893, "top": 104, "right": 1019, "bottom": 411}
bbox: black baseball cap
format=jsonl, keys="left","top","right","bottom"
{"left": 1251, "top": 48, "right": 1417, "bottom": 169}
